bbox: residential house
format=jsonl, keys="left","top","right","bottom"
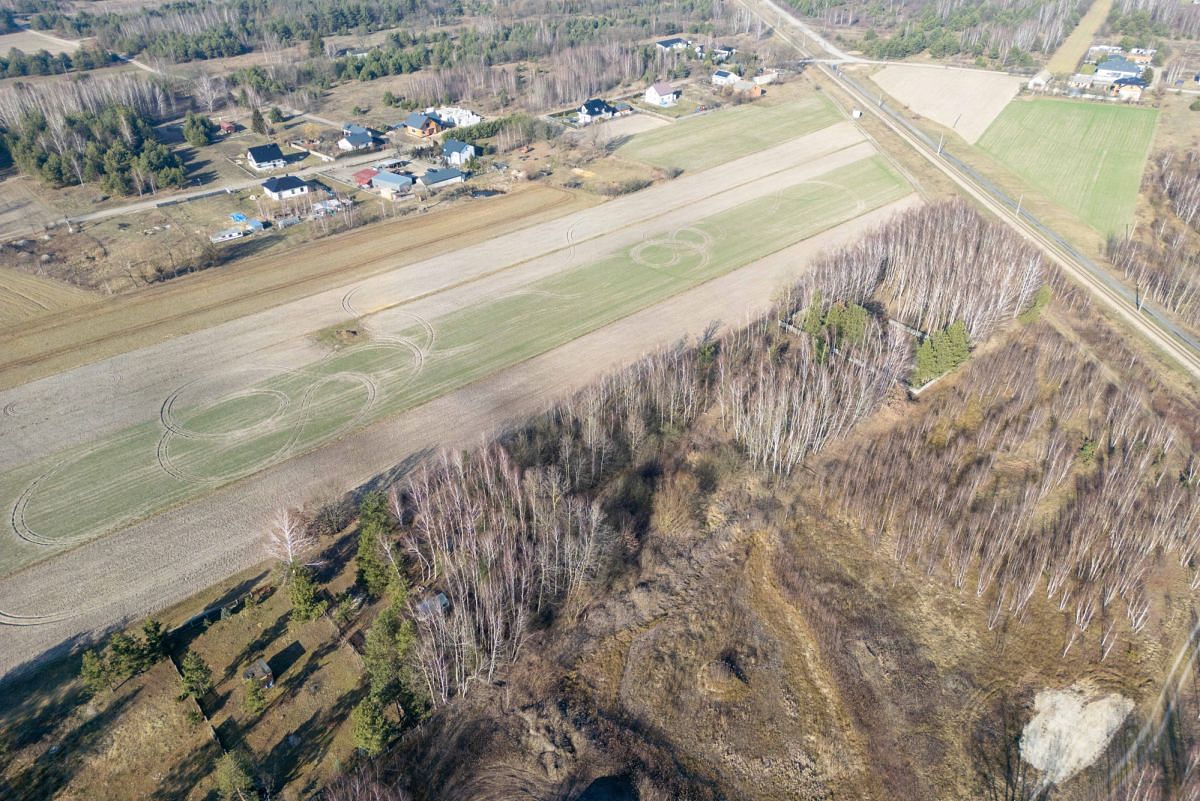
{"left": 399, "top": 111, "right": 446, "bottom": 138}
{"left": 645, "top": 81, "right": 680, "bottom": 107}
{"left": 247, "top": 143, "right": 286, "bottom": 171}
{"left": 613, "top": 101, "right": 634, "bottom": 117}
{"left": 442, "top": 139, "right": 477, "bottom": 167}
{"left": 261, "top": 175, "right": 309, "bottom": 200}
{"left": 578, "top": 98, "right": 617, "bottom": 125}
{"left": 414, "top": 592, "right": 450, "bottom": 622}
{"left": 243, "top": 657, "right": 274, "bottom": 689}
{"left": 431, "top": 106, "right": 482, "bottom": 127}
{"left": 712, "top": 69, "right": 739, "bottom": 87}
{"left": 712, "top": 45, "right": 736, "bottom": 62}
{"left": 373, "top": 170, "right": 413, "bottom": 198}
{"left": 731, "top": 79, "right": 763, "bottom": 97}
{"left": 1095, "top": 56, "right": 1143, "bottom": 81}
{"left": 342, "top": 122, "right": 370, "bottom": 138}
{"left": 352, "top": 167, "right": 379, "bottom": 188}
{"left": 218, "top": 120, "right": 237, "bottom": 134}
{"left": 1112, "top": 76, "right": 1148, "bottom": 101}
{"left": 655, "top": 37, "right": 690, "bottom": 51}
{"left": 1128, "top": 48, "right": 1156, "bottom": 65}
{"left": 1027, "top": 70, "right": 1051, "bottom": 90}
{"left": 338, "top": 130, "right": 374, "bottom": 151}
{"left": 418, "top": 167, "right": 465, "bottom": 189}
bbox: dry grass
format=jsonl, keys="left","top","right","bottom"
{"left": 0, "top": 266, "right": 94, "bottom": 330}
{"left": 1046, "top": 0, "right": 1114, "bottom": 75}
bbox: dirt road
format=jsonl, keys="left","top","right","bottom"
{"left": 0, "top": 194, "right": 918, "bottom": 678}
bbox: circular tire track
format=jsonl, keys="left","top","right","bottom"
{"left": 629, "top": 227, "right": 714, "bottom": 275}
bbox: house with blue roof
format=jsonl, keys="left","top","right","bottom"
{"left": 442, "top": 139, "right": 477, "bottom": 166}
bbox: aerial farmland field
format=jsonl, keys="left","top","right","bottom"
{"left": 977, "top": 98, "right": 1158, "bottom": 236}
{"left": 617, "top": 94, "right": 840, "bottom": 172}
{"left": 0, "top": 152, "right": 908, "bottom": 572}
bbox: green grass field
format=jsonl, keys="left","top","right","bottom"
{"left": 0, "top": 155, "right": 909, "bottom": 573}
{"left": 977, "top": 98, "right": 1158, "bottom": 236}
{"left": 617, "top": 94, "right": 840, "bottom": 173}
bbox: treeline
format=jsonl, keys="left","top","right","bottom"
{"left": 3, "top": 104, "right": 186, "bottom": 194}
{"left": 1108, "top": 151, "right": 1200, "bottom": 330}
{"left": 0, "top": 72, "right": 177, "bottom": 130}
{"left": 807, "top": 0, "right": 1087, "bottom": 64}
{"left": 0, "top": 45, "right": 114, "bottom": 78}
{"left": 31, "top": 0, "right": 456, "bottom": 62}
{"left": 1109, "top": 0, "right": 1200, "bottom": 39}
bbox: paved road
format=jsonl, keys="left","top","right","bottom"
{"left": 745, "top": 0, "right": 1200, "bottom": 383}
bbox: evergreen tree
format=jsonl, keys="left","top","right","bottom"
{"left": 351, "top": 696, "right": 392, "bottom": 756}
{"left": 267, "top": 106, "right": 284, "bottom": 123}
{"left": 179, "top": 649, "right": 214, "bottom": 698}
{"left": 141, "top": 619, "right": 168, "bottom": 663}
{"left": 80, "top": 649, "right": 114, "bottom": 694}
{"left": 214, "top": 750, "right": 255, "bottom": 800}
{"left": 356, "top": 491, "right": 393, "bottom": 597}
{"left": 243, "top": 680, "right": 267, "bottom": 716}
{"left": 288, "top": 565, "right": 328, "bottom": 622}
{"left": 308, "top": 30, "right": 325, "bottom": 59}
{"left": 250, "top": 107, "right": 267, "bottom": 135}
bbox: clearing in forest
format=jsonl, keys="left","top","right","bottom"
{"left": 870, "top": 65, "right": 1024, "bottom": 144}
{"left": 1046, "top": 0, "right": 1114, "bottom": 75}
{"left": 616, "top": 94, "right": 840, "bottom": 172}
{"left": 0, "top": 154, "right": 909, "bottom": 572}
{"left": 977, "top": 98, "right": 1158, "bottom": 236}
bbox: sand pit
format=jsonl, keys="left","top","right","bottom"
{"left": 870, "top": 65, "right": 1024, "bottom": 144}
{"left": 1020, "top": 686, "right": 1133, "bottom": 786}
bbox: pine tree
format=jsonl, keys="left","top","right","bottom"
{"left": 243, "top": 680, "right": 267, "bottom": 716}
{"left": 250, "top": 107, "right": 267, "bottom": 135}
{"left": 351, "top": 696, "right": 392, "bottom": 756}
{"left": 179, "top": 649, "right": 213, "bottom": 698}
{"left": 356, "top": 492, "right": 393, "bottom": 597}
{"left": 80, "top": 649, "right": 114, "bottom": 694}
{"left": 288, "top": 565, "right": 328, "bottom": 622}
{"left": 141, "top": 619, "right": 168, "bottom": 663}
{"left": 308, "top": 30, "right": 325, "bottom": 59}
{"left": 215, "top": 751, "right": 255, "bottom": 800}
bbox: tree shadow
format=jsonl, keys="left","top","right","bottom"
{"left": 155, "top": 737, "right": 223, "bottom": 800}
{"left": 221, "top": 609, "right": 291, "bottom": 684}
{"left": 6, "top": 687, "right": 140, "bottom": 800}
{"left": 171, "top": 571, "right": 270, "bottom": 655}
{"left": 263, "top": 683, "right": 365, "bottom": 793}
{"left": 271, "top": 640, "right": 308, "bottom": 683}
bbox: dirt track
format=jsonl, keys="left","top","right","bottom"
{"left": 0, "top": 193, "right": 918, "bottom": 677}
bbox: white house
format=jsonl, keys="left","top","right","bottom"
{"left": 712, "top": 45, "right": 736, "bottom": 62}
{"left": 644, "top": 81, "right": 680, "bottom": 107}
{"left": 578, "top": 98, "right": 617, "bottom": 125}
{"left": 338, "top": 130, "right": 373, "bottom": 151}
{"left": 431, "top": 106, "right": 482, "bottom": 127}
{"left": 442, "top": 139, "right": 477, "bottom": 167}
{"left": 261, "top": 175, "right": 309, "bottom": 200}
{"left": 1095, "top": 56, "right": 1143, "bottom": 81}
{"left": 711, "top": 69, "right": 739, "bottom": 87}
{"left": 1027, "top": 70, "right": 1051, "bottom": 90}
{"left": 655, "top": 37, "right": 690, "bottom": 52}
{"left": 247, "top": 143, "right": 286, "bottom": 171}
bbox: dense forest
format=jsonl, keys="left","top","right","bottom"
{"left": 1108, "top": 0, "right": 1200, "bottom": 39}
{"left": 786, "top": 0, "right": 1086, "bottom": 64}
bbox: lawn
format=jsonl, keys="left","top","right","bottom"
{"left": 0, "top": 155, "right": 908, "bottom": 572}
{"left": 617, "top": 94, "right": 840, "bottom": 173}
{"left": 976, "top": 98, "right": 1158, "bottom": 236}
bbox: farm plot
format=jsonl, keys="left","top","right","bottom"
{"left": 977, "top": 98, "right": 1158, "bottom": 236}
{"left": 870, "top": 65, "right": 1024, "bottom": 144}
{"left": 0, "top": 268, "right": 94, "bottom": 330}
{"left": 0, "top": 155, "right": 908, "bottom": 572}
{"left": 617, "top": 94, "right": 839, "bottom": 172}
{"left": 0, "top": 30, "right": 82, "bottom": 55}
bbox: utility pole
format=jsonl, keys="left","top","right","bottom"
{"left": 937, "top": 133, "right": 944, "bottom": 156}
{"left": 1015, "top": 193, "right": 1023, "bottom": 219}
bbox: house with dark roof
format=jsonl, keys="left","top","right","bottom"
{"left": 338, "top": 130, "right": 374, "bottom": 151}
{"left": 1095, "top": 56, "right": 1143, "bottom": 81}
{"left": 418, "top": 167, "right": 465, "bottom": 189}
{"left": 261, "top": 175, "right": 309, "bottom": 200}
{"left": 655, "top": 37, "right": 690, "bottom": 51}
{"left": 712, "top": 44, "right": 737, "bottom": 62}
{"left": 399, "top": 112, "right": 446, "bottom": 138}
{"left": 645, "top": 81, "right": 680, "bottom": 107}
{"left": 1111, "top": 76, "right": 1149, "bottom": 101}
{"left": 247, "top": 143, "right": 286, "bottom": 171}
{"left": 442, "top": 139, "right": 477, "bottom": 166}
{"left": 578, "top": 98, "right": 617, "bottom": 125}
{"left": 712, "top": 69, "right": 739, "bottom": 87}
{"left": 342, "top": 122, "right": 370, "bottom": 137}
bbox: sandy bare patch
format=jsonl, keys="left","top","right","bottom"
{"left": 601, "top": 113, "right": 670, "bottom": 139}
{"left": 1020, "top": 686, "right": 1133, "bottom": 786}
{"left": 870, "top": 65, "right": 1023, "bottom": 144}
